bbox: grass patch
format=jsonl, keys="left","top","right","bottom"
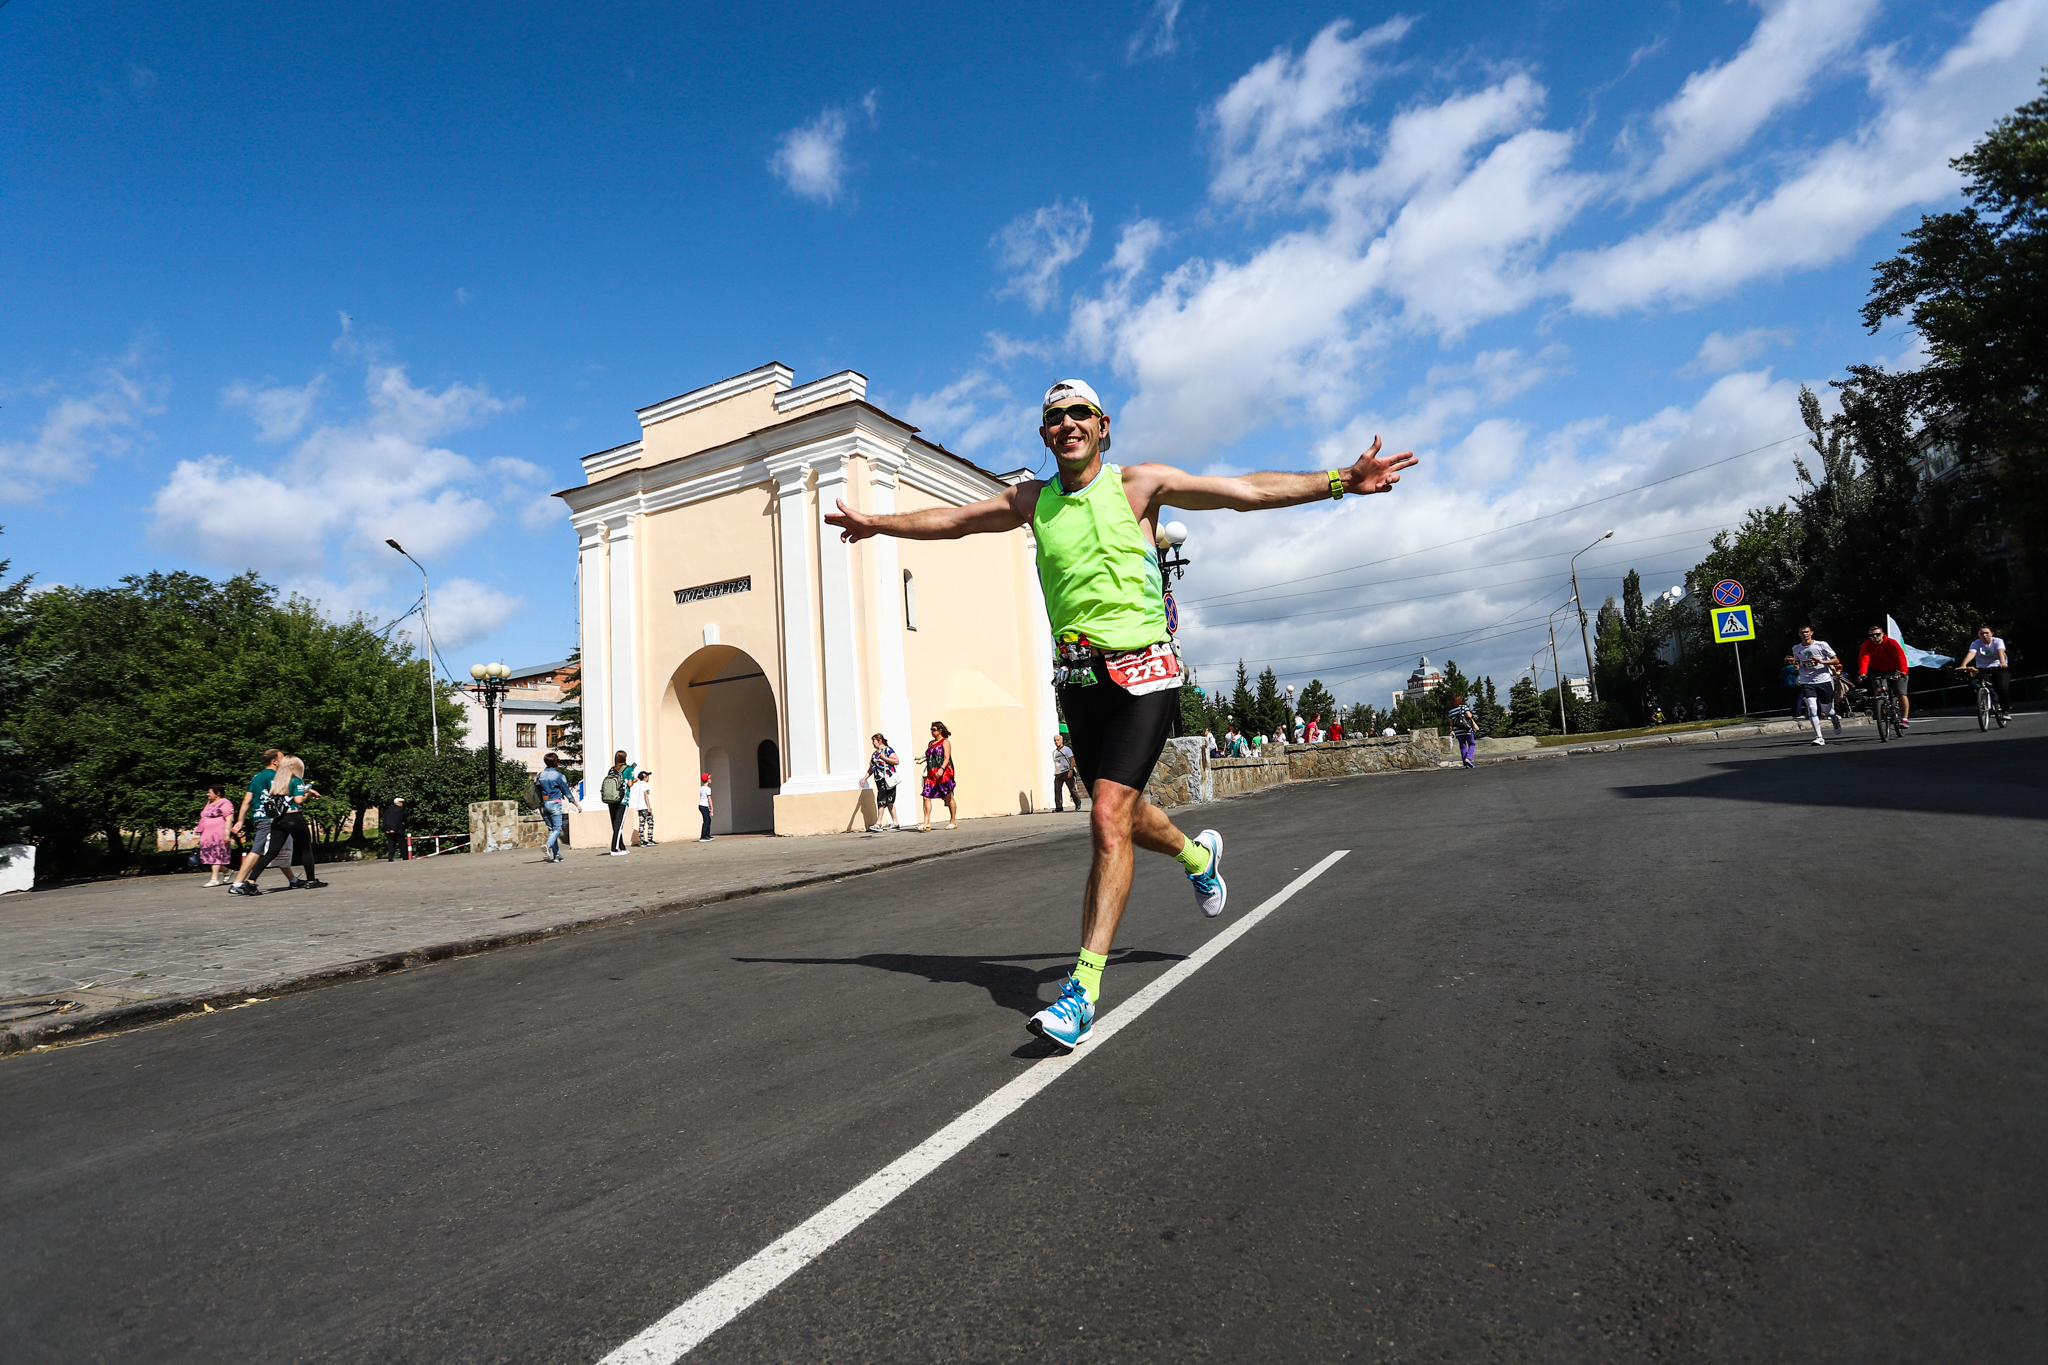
{"left": 1532, "top": 718, "right": 1749, "bottom": 747}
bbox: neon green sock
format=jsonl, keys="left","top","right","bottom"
{"left": 1073, "top": 948, "right": 1108, "bottom": 1005}
{"left": 1173, "top": 835, "right": 1212, "bottom": 876}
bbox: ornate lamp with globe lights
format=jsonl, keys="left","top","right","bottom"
{"left": 468, "top": 661, "right": 514, "bottom": 801}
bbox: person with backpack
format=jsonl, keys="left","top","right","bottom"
{"left": 228, "top": 750, "right": 283, "bottom": 896}
{"left": 601, "top": 750, "right": 632, "bottom": 854}
{"left": 1447, "top": 693, "right": 1479, "bottom": 769}
{"left": 244, "top": 752, "right": 325, "bottom": 889}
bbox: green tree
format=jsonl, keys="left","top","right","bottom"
{"left": 1859, "top": 75, "right": 2048, "bottom": 557}
{"left": 379, "top": 747, "right": 535, "bottom": 839}
{"left": 0, "top": 545, "right": 64, "bottom": 843}
{"left": 1252, "top": 666, "right": 1286, "bottom": 738}
{"left": 554, "top": 650, "right": 585, "bottom": 781}
{"left": 1504, "top": 675, "right": 1552, "bottom": 737}
{"left": 1295, "top": 678, "right": 1336, "bottom": 730}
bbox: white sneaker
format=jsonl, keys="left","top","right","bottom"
{"left": 1811, "top": 737, "right": 1826, "bottom": 746}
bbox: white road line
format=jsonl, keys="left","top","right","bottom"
{"left": 595, "top": 848, "right": 1351, "bottom": 1365}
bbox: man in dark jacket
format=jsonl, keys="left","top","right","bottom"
{"left": 381, "top": 798, "right": 408, "bottom": 860}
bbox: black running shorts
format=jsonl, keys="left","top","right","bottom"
{"left": 1058, "top": 673, "right": 1179, "bottom": 792}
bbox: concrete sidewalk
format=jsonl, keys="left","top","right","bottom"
{"left": 1, "top": 813, "right": 1091, "bottom": 1053}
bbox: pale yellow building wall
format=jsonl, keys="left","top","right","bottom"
{"left": 634, "top": 386, "right": 785, "bottom": 471}
{"left": 634, "top": 482, "right": 788, "bottom": 814}
{"left": 895, "top": 484, "right": 1046, "bottom": 818}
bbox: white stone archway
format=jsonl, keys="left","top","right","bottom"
{"left": 663, "top": 646, "right": 779, "bottom": 834}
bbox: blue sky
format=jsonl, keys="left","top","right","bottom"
{"left": 5, "top": 0, "right": 2043, "bottom": 707}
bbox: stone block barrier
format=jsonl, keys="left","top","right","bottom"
{"left": 1144, "top": 730, "right": 1447, "bottom": 809}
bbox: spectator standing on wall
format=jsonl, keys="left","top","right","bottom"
{"left": 194, "top": 785, "right": 235, "bottom": 887}
{"left": 697, "top": 772, "right": 715, "bottom": 842}
{"left": 601, "top": 750, "right": 631, "bottom": 855}
{"left": 870, "top": 734, "right": 902, "bottom": 829}
{"left": 1330, "top": 718, "right": 1343, "bottom": 741}
{"left": 1052, "top": 735, "right": 1084, "bottom": 812}
{"left": 631, "top": 769, "right": 657, "bottom": 846}
{"left": 537, "top": 755, "right": 577, "bottom": 862}
{"left": 380, "top": 797, "right": 409, "bottom": 861}
{"left": 1305, "top": 713, "right": 1323, "bottom": 743}
{"left": 1447, "top": 694, "right": 1479, "bottom": 769}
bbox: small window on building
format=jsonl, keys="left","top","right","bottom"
{"left": 516, "top": 723, "right": 538, "bottom": 749}
{"left": 547, "top": 725, "right": 567, "bottom": 749}
{"left": 757, "top": 739, "right": 781, "bottom": 790}
{"left": 903, "top": 569, "right": 917, "bottom": 630}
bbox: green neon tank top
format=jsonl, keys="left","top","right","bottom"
{"left": 1030, "top": 464, "right": 1168, "bottom": 650}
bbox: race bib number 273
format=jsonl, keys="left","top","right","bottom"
{"left": 1102, "top": 642, "right": 1184, "bottom": 696}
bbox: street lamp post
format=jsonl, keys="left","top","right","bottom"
{"left": 386, "top": 538, "right": 439, "bottom": 754}
{"left": 1284, "top": 683, "right": 1295, "bottom": 742}
{"left": 1548, "top": 601, "right": 1578, "bottom": 735}
{"left": 1570, "top": 530, "right": 1613, "bottom": 704}
{"left": 467, "top": 662, "right": 513, "bottom": 801}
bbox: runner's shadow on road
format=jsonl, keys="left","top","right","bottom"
{"left": 731, "top": 948, "right": 1187, "bottom": 1019}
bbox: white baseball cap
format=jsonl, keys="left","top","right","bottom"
{"left": 1042, "top": 379, "right": 1110, "bottom": 451}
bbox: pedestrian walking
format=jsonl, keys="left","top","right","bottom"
{"left": 631, "top": 769, "right": 658, "bottom": 845}
{"left": 826, "top": 374, "right": 1413, "bottom": 1050}
{"left": 697, "top": 772, "right": 715, "bottom": 842}
{"left": 1693, "top": 695, "right": 1705, "bottom": 721}
{"left": 869, "top": 734, "right": 901, "bottom": 829}
{"left": 228, "top": 749, "right": 283, "bottom": 896}
{"left": 536, "top": 754, "right": 579, "bottom": 861}
{"left": 1052, "top": 735, "right": 1085, "bottom": 812}
{"left": 379, "top": 797, "right": 409, "bottom": 860}
{"left": 1447, "top": 694, "right": 1479, "bottom": 768}
{"left": 916, "top": 721, "right": 957, "bottom": 830}
{"left": 601, "top": 750, "right": 632, "bottom": 854}
{"left": 245, "top": 753, "right": 325, "bottom": 889}
{"left": 194, "top": 785, "right": 235, "bottom": 886}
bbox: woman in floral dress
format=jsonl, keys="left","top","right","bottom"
{"left": 195, "top": 784, "right": 235, "bottom": 887}
{"left": 916, "top": 721, "right": 957, "bottom": 831}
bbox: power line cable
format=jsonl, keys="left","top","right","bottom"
{"left": 1185, "top": 432, "right": 1802, "bottom": 606}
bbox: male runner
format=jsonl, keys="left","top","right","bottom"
{"left": 1855, "top": 624, "right": 1912, "bottom": 729}
{"left": 1791, "top": 626, "right": 1839, "bottom": 746}
{"left": 826, "top": 379, "right": 1415, "bottom": 1048}
{"left": 1959, "top": 626, "right": 2013, "bottom": 717}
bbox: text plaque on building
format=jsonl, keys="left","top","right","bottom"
{"left": 674, "top": 575, "right": 751, "bottom": 605}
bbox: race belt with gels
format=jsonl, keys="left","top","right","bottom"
{"left": 1053, "top": 633, "right": 1184, "bottom": 695}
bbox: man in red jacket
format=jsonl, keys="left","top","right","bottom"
{"left": 1856, "top": 624, "right": 1912, "bottom": 728}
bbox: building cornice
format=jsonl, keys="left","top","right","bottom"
{"left": 635, "top": 362, "right": 793, "bottom": 429}
{"left": 773, "top": 369, "right": 867, "bottom": 413}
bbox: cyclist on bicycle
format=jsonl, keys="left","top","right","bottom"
{"left": 1791, "top": 626, "right": 1840, "bottom": 746}
{"left": 1854, "top": 624, "right": 1912, "bottom": 731}
{"left": 1958, "top": 626, "right": 2013, "bottom": 716}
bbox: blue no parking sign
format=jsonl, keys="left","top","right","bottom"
{"left": 1712, "top": 579, "right": 1745, "bottom": 607}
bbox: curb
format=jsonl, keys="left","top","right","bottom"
{"left": 1, "top": 830, "right": 1058, "bottom": 1057}
{"left": 1472, "top": 715, "right": 1871, "bottom": 765}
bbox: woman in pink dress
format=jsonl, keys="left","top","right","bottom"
{"left": 194, "top": 785, "right": 235, "bottom": 887}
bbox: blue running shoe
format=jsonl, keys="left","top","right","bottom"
{"left": 1027, "top": 977, "right": 1094, "bottom": 1050}
{"left": 1189, "top": 828, "right": 1226, "bottom": 918}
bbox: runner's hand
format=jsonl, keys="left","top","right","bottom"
{"left": 1341, "top": 436, "right": 1420, "bottom": 496}
{"left": 826, "top": 499, "right": 878, "bottom": 543}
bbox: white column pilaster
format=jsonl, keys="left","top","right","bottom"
{"left": 866, "top": 448, "right": 915, "bottom": 754}
{"left": 811, "top": 453, "right": 867, "bottom": 783}
{"left": 769, "top": 458, "right": 829, "bottom": 788}
{"left": 605, "top": 513, "right": 641, "bottom": 763}
{"left": 576, "top": 522, "right": 608, "bottom": 784}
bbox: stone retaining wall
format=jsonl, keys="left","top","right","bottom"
{"left": 1143, "top": 730, "right": 1448, "bottom": 809}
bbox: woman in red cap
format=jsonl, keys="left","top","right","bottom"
{"left": 697, "top": 772, "right": 715, "bottom": 842}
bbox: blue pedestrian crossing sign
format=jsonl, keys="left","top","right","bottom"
{"left": 1712, "top": 605, "right": 1756, "bottom": 643}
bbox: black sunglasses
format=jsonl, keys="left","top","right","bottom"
{"left": 1041, "top": 403, "right": 1102, "bottom": 425}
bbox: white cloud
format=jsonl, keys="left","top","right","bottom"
{"left": 995, "top": 199, "right": 1094, "bottom": 312}
{"left": 151, "top": 361, "right": 515, "bottom": 572}
{"left": 223, "top": 375, "right": 324, "bottom": 441}
{"left": 1208, "top": 17, "right": 1411, "bottom": 207}
{"left": 1559, "top": 0, "right": 2048, "bottom": 312}
{"left": 1127, "top": 0, "right": 1185, "bottom": 62}
{"left": 0, "top": 351, "right": 162, "bottom": 502}
{"left": 425, "top": 577, "right": 525, "bottom": 650}
{"left": 769, "top": 90, "right": 880, "bottom": 206}
{"left": 902, "top": 369, "right": 1042, "bottom": 470}
{"left": 1636, "top": 0, "right": 1882, "bottom": 196}
{"left": 1691, "top": 327, "right": 1794, "bottom": 373}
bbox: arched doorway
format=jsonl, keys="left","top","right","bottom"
{"left": 664, "top": 647, "right": 780, "bottom": 834}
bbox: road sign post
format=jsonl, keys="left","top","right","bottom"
{"left": 1710, "top": 599, "right": 1757, "bottom": 716}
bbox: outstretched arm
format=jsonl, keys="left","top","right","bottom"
{"left": 826, "top": 483, "right": 1034, "bottom": 543}
{"left": 1128, "top": 436, "right": 1417, "bottom": 514}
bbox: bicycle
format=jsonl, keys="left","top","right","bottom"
{"left": 1853, "top": 673, "right": 1906, "bottom": 742}
{"left": 1956, "top": 665, "right": 2010, "bottom": 732}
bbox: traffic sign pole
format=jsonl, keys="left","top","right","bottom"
{"left": 1733, "top": 640, "right": 1748, "bottom": 717}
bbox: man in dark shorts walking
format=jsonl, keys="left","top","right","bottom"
{"left": 827, "top": 379, "right": 1415, "bottom": 1048}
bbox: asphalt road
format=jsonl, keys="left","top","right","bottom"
{"left": 5, "top": 719, "right": 2042, "bottom": 1363}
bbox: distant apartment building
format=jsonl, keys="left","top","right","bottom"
{"left": 1393, "top": 655, "right": 1446, "bottom": 708}
{"left": 455, "top": 658, "right": 577, "bottom": 774}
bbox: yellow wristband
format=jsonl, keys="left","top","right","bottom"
{"left": 1328, "top": 470, "right": 1344, "bottom": 500}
